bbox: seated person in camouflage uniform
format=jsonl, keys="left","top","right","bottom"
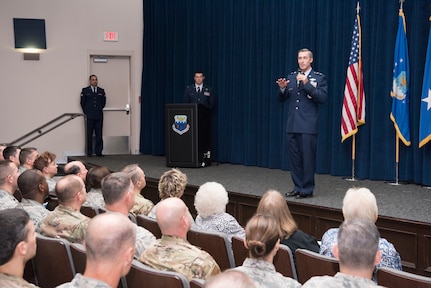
{"left": 204, "top": 269, "right": 256, "bottom": 288}
{"left": 18, "top": 147, "right": 38, "bottom": 174}
{"left": 64, "top": 161, "right": 88, "bottom": 184}
{"left": 0, "top": 160, "right": 20, "bottom": 210}
{"left": 82, "top": 166, "right": 110, "bottom": 210}
{"left": 101, "top": 172, "right": 156, "bottom": 259}
{"left": 57, "top": 212, "right": 136, "bottom": 288}
{"left": 17, "top": 169, "right": 49, "bottom": 233}
{"left": 140, "top": 197, "right": 221, "bottom": 281}
{"left": 40, "top": 175, "right": 90, "bottom": 243}
{"left": 121, "top": 164, "right": 154, "bottom": 216}
{"left": 233, "top": 214, "right": 302, "bottom": 288}
{"left": 303, "top": 218, "right": 382, "bottom": 288}
{"left": 0, "top": 208, "right": 38, "bottom": 288}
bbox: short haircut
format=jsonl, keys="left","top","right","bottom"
{"left": 19, "top": 147, "right": 37, "bottom": 165}
{"left": 87, "top": 166, "right": 111, "bottom": 190}
{"left": 342, "top": 187, "right": 378, "bottom": 223}
{"left": 194, "top": 182, "right": 228, "bottom": 218}
{"left": 0, "top": 160, "right": 16, "bottom": 186}
{"left": 33, "top": 151, "right": 56, "bottom": 171}
{"left": 256, "top": 190, "right": 297, "bottom": 238}
{"left": 55, "top": 175, "right": 84, "bottom": 204}
{"left": 158, "top": 168, "right": 187, "bottom": 200}
{"left": 65, "top": 165, "right": 81, "bottom": 176}
{"left": 3, "top": 146, "right": 20, "bottom": 160}
{"left": 0, "top": 208, "right": 30, "bottom": 265}
{"left": 89, "top": 74, "right": 97, "bottom": 80}
{"left": 121, "top": 164, "right": 142, "bottom": 185}
{"left": 18, "top": 169, "right": 44, "bottom": 198}
{"left": 244, "top": 214, "right": 281, "bottom": 259}
{"left": 101, "top": 172, "right": 131, "bottom": 205}
{"left": 85, "top": 212, "right": 136, "bottom": 262}
{"left": 337, "top": 218, "right": 380, "bottom": 270}
{"left": 298, "top": 48, "right": 313, "bottom": 58}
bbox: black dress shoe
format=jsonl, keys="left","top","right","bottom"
{"left": 285, "top": 191, "right": 300, "bottom": 197}
{"left": 296, "top": 192, "right": 313, "bottom": 199}
{"left": 96, "top": 154, "right": 104, "bottom": 157}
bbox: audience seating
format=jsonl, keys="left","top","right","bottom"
{"left": 33, "top": 233, "right": 76, "bottom": 288}
{"left": 231, "top": 235, "right": 297, "bottom": 280}
{"left": 189, "top": 278, "right": 205, "bottom": 288}
{"left": 273, "top": 244, "right": 298, "bottom": 280}
{"left": 295, "top": 248, "right": 339, "bottom": 284}
{"left": 23, "top": 259, "right": 37, "bottom": 285}
{"left": 80, "top": 205, "right": 99, "bottom": 218}
{"left": 70, "top": 243, "right": 86, "bottom": 274}
{"left": 128, "top": 212, "right": 137, "bottom": 224}
{"left": 377, "top": 267, "right": 431, "bottom": 288}
{"left": 136, "top": 214, "right": 162, "bottom": 239}
{"left": 187, "top": 228, "right": 235, "bottom": 270}
{"left": 126, "top": 260, "right": 190, "bottom": 288}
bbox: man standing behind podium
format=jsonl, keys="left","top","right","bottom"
{"left": 80, "top": 75, "right": 106, "bottom": 157}
{"left": 183, "top": 71, "right": 215, "bottom": 110}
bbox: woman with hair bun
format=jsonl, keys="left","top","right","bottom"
{"left": 234, "top": 214, "right": 301, "bottom": 288}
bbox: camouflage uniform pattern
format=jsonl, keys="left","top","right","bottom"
{"left": 130, "top": 193, "right": 154, "bottom": 216}
{"left": 303, "top": 272, "right": 383, "bottom": 288}
{"left": 40, "top": 204, "right": 90, "bottom": 243}
{"left": 0, "top": 272, "right": 39, "bottom": 288}
{"left": 134, "top": 224, "right": 156, "bottom": 259}
{"left": 0, "top": 189, "right": 20, "bottom": 210}
{"left": 83, "top": 188, "right": 106, "bottom": 209}
{"left": 234, "top": 258, "right": 302, "bottom": 288}
{"left": 140, "top": 235, "right": 221, "bottom": 281}
{"left": 20, "top": 198, "right": 49, "bottom": 233}
{"left": 56, "top": 273, "right": 111, "bottom": 288}
{"left": 45, "top": 177, "right": 57, "bottom": 197}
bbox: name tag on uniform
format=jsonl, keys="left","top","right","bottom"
{"left": 204, "top": 92, "right": 211, "bottom": 96}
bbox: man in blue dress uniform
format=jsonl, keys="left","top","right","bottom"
{"left": 276, "top": 48, "right": 327, "bottom": 198}
{"left": 80, "top": 75, "right": 106, "bottom": 157}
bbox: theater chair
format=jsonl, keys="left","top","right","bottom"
{"left": 187, "top": 228, "right": 235, "bottom": 270}
{"left": 295, "top": 248, "right": 339, "bottom": 284}
{"left": 33, "top": 233, "right": 75, "bottom": 288}
{"left": 80, "top": 205, "right": 99, "bottom": 218}
{"left": 231, "top": 235, "right": 297, "bottom": 280}
{"left": 377, "top": 267, "right": 431, "bottom": 288}
{"left": 126, "top": 260, "right": 190, "bottom": 288}
{"left": 190, "top": 279, "right": 205, "bottom": 288}
{"left": 136, "top": 214, "right": 162, "bottom": 239}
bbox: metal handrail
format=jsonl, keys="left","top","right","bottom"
{"left": 8, "top": 113, "right": 87, "bottom": 147}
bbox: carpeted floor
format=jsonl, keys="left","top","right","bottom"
{"left": 69, "top": 154, "right": 431, "bottom": 224}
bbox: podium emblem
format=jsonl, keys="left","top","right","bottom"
{"left": 172, "top": 115, "right": 190, "bottom": 135}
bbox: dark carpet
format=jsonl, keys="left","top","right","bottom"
{"left": 69, "top": 154, "right": 431, "bottom": 224}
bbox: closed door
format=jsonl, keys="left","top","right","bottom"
{"left": 90, "top": 55, "right": 131, "bottom": 154}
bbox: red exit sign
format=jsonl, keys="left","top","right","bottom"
{"left": 104, "top": 31, "right": 118, "bottom": 42}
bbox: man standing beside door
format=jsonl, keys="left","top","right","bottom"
{"left": 80, "top": 75, "right": 106, "bottom": 157}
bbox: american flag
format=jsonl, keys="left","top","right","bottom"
{"left": 341, "top": 9, "right": 365, "bottom": 142}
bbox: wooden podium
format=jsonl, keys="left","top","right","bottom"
{"left": 165, "top": 103, "right": 211, "bottom": 167}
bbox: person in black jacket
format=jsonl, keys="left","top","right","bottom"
{"left": 80, "top": 75, "right": 106, "bottom": 157}
{"left": 257, "top": 190, "right": 320, "bottom": 266}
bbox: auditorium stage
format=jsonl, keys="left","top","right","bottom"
{"left": 69, "top": 154, "right": 430, "bottom": 224}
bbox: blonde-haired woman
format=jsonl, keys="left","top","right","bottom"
{"left": 257, "top": 190, "right": 319, "bottom": 261}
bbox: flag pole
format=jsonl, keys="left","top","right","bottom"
{"left": 344, "top": 135, "right": 356, "bottom": 181}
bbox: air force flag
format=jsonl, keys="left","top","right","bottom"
{"left": 419, "top": 19, "right": 431, "bottom": 148}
